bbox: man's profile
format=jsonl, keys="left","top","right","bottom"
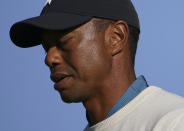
{"left": 10, "top": 0, "right": 184, "bottom": 130}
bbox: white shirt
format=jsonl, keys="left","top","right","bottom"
{"left": 84, "top": 86, "right": 184, "bottom": 131}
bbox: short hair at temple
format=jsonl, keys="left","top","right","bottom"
{"left": 92, "top": 18, "right": 140, "bottom": 66}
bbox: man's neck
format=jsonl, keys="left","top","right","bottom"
{"left": 82, "top": 71, "right": 136, "bottom": 126}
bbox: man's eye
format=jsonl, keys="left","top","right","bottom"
{"left": 56, "top": 41, "right": 67, "bottom": 50}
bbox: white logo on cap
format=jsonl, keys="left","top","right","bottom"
{"left": 45, "top": 0, "right": 53, "bottom": 5}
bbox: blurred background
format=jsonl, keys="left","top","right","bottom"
{"left": 1, "top": 0, "right": 184, "bottom": 130}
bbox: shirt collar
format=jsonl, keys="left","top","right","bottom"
{"left": 105, "top": 75, "right": 148, "bottom": 119}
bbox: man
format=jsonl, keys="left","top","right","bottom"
{"left": 10, "top": 0, "right": 184, "bottom": 130}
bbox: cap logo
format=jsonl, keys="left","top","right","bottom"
{"left": 45, "top": 0, "right": 53, "bottom": 5}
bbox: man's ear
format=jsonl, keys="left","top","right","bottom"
{"left": 105, "top": 20, "right": 129, "bottom": 56}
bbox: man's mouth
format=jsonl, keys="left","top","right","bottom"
{"left": 50, "top": 72, "right": 72, "bottom": 90}
{"left": 50, "top": 72, "right": 71, "bottom": 83}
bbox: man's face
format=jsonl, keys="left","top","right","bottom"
{"left": 41, "top": 20, "right": 112, "bottom": 103}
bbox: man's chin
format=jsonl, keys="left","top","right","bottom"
{"left": 59, "top": 93, "right": 83, "bottom": 103}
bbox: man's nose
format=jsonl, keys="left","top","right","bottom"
{"left": 45, "top": 46, "right": 62, "bottom": 69}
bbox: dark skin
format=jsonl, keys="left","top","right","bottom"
{"left": 41, "top": 18, "right": 136, "bottom": 126}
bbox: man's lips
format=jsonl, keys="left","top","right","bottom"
{"left": 54, "top": 77, "right": 71, "bottom": 91}
{"left": 50, "top": 72, "right": 72, "bottom": 90}
{"left": 50, "top": 72, "right": 70, "bottom": 83}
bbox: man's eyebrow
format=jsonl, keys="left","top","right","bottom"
{"left": 60, "top": 33, "right": 75, "bottom": 42}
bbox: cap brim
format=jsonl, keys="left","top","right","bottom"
{"left": 10, "top": 12, "right": 92, "bottom": 48}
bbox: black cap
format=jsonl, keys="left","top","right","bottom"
{"left": 10, "top": 0, "right": 140, "bottom": 48}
